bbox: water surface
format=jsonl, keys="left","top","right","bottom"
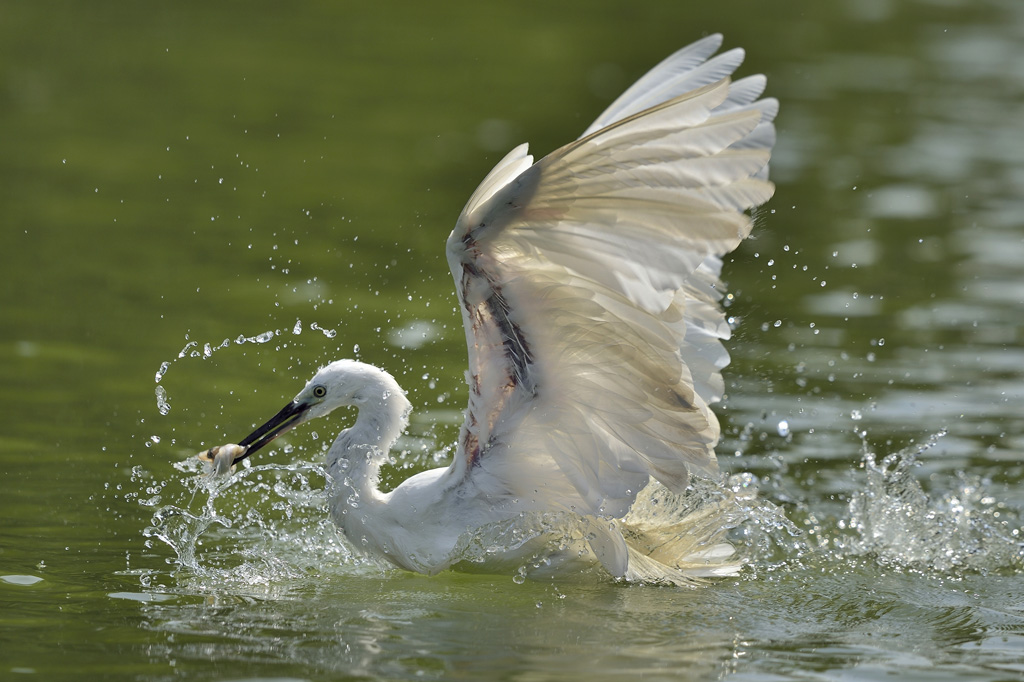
{"left": 2, "top": 1, "right": 1023, "bottom": 680}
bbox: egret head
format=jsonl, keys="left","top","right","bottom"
{"left": 229, "top": 359, "right": 409, "bottom": 465}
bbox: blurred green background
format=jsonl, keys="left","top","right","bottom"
{"left": 2, "top": 1, "right": 1023, "bottom": 680}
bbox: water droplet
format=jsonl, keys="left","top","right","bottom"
{"left": 154, "top": 361, "right": 170, "bottom": 384}
{"left": 727, "top": 472, "right": 759, "bottom": 495}
{"left": 155, "top": 386, "right": 171, "bottom": 415}
{"left": 177, "top": 341, "right": 197, "bottom": 358}
{"left": 777, "top": 420, "right": 790, "bottom": 437}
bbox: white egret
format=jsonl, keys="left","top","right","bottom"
{"left": 212, "top": 34, "right": 777, "bottom": 584}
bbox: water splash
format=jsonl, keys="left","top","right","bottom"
{"left": 132, "top": 456, "right": 365, "bottom": 594}
{"left": 131, "top": 448, "right": 805, "bottom": 591}
{"left": 152, "top": 321, "right": 339, "bottom": 415}
{"left": 845, "top": 433, "right": 1024, "bottom": 574}
{"left": 445, "top": 477, "right": 804, "bottom": 585}
{"left": 128, "top": 420, "right": 1021, "bottom": 595}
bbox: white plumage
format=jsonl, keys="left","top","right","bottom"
{"left": 223, "top": 34, "right": 777, "bottom": 584}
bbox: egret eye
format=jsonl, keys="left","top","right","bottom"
{"left": 312, "top": 385, "right": 327, "bottom": 398}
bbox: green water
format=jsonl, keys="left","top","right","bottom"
{"left": 3, "top": 2, "right": 1023, "bottom": 680}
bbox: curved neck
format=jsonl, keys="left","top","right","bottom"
{"left": 326, "top": 373, "right": 411, "bottom": 507}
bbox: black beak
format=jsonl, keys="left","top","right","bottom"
{"left": 231, "top": 400, "right": 310, "bottom": 465}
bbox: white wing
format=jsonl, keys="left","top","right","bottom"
{"left": 445, "top": 36, "right": 777, "bottom": 517}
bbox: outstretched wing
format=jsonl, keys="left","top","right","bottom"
{"left": 445, "top": 35, "right": 777, "bottom": 517}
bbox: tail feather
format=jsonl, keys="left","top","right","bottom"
{"left": 621, "top": 480, "right": 751, "bottom": 585}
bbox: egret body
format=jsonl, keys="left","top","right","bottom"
{"left": 215, "top": 35, "right": 777, "bottom": 584}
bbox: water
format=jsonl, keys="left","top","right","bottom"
{"left": 3, "top": 1, "right": 1024, "bottom": 679}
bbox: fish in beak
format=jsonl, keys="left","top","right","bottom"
{"left": 197, "top": 398, "right": 312, "bottom": 473}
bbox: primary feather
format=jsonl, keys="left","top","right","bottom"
{"left": 445, "top": 34, "right": 776, "bottom": 522}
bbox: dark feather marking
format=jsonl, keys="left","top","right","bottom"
{"left": 669, "top": 388, "right": 693, "bottom": 410}
{"left": 486, "top": 287, "right": 533, "bottom": 385}
{"left": 463, "top": 420, "right": 480, "bottom": 464}
{"left": 459, "top": 234, "right": 536, "bottom": 467}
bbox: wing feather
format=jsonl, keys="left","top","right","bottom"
{"left": 445, "top": 37, "right": 776, "bottom": 517}
{"left": 582, "top": 34, "right": 744, "bottom": 136}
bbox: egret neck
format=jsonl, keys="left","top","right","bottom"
{"left": 326, "top": 371, "right": 412, "bottom": 514}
